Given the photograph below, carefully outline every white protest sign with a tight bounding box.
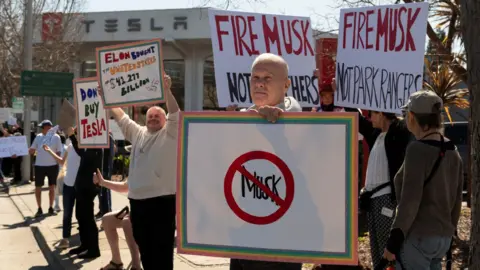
[0,108,11,122]
[208,9,319,108]
[96,39,165,108]
[176,112,358,265]
[12,97,24,114]
[73,78,110,148]
[42,125,59,145]
[0,136,29,158]
[108,120,124,140]
[8,116,17,126]
[335,2,429,113]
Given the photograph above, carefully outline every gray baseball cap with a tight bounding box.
[401,90,443,114]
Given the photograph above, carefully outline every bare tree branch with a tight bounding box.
[0,0,84,107]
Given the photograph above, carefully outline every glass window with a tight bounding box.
[164,60,185,111]
[203,60,218,109]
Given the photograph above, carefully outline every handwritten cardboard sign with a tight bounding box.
[335,2,428,113]
[58,99,76,131]
[96,39,165,108]
[0,136,29,158]
[73,78,110,148]
[208,10,318,108]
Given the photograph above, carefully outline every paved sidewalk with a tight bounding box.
[9,182,230,270]
[0,191,49,270]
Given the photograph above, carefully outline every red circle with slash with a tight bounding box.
[224,150,294,225]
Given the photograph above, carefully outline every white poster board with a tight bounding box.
[0,136,28,158]
[176,112,358,265]
[208,10,319,108]
[96,39,165,108]
[0,108,11,122]
[335,2,429,113]
[12,97,24,114]
[109,120,125,140]
[73,78,110,148]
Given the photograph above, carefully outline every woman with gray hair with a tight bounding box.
[383,91,463,269]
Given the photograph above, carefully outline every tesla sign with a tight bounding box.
[82,16,188,33]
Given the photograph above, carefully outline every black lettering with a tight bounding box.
[226,72,252,103]
[240,168,281,204]
[105,19,118,33]
[173,16,188,30]
[82,20,95,33]
[127,18,141,32]
[150,18,164,31]
[335,61,420,111]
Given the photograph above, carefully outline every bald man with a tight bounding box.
[102,74,180,270]
[229,53,303,270]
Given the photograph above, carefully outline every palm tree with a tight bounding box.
[423,58,469,123]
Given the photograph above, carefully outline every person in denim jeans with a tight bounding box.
[383,91,463,269]
[44,136,81,249]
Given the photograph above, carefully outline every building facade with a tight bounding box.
[34,8,336,124]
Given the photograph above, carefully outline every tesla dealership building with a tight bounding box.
[33,8,336,123]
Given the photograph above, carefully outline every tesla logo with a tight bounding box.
[42,13,63,41]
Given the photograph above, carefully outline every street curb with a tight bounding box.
[31,225,79,270]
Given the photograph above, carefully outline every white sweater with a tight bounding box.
[117,112,179,199]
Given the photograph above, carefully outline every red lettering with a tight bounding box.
[100,118,106,132]
[388,8,398,51]
[356,12,366,49]
[215,15,229,52]
[104,53,113,64]
[292,20,302,55]
[342,12,354,49]
[234,16,256,56]
[81,119,88,139]
[376,8,389,52]
[247,16,259,55]
[87,124,92,138]
[81,118,107,140]
[299,20,314,56]
[280,20,293,54]
[405,7,421,51]
[365,10,374,49]
[262,15,281,54]
[230,15,239,55]
[395,7,407,51]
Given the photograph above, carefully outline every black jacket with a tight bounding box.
[69,134,103,193]
[351,109,412,200]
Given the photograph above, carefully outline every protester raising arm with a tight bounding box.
[93,168,128,193]
[43,144,68,165]
[66,127,84,157]
[97,87,141,142]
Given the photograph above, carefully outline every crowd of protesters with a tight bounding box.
[0,52,464,270]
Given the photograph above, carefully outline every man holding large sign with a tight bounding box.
[176,53,358,267]
[100,74,179,270]
[230,53,302,270]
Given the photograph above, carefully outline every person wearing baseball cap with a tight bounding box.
[383,90,463,268]
[29,119,62,217]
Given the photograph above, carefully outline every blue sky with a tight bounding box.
[85,0,341,32]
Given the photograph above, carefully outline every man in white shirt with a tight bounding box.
[229,53,303,270]
[100,74,180,270]
[29,120,62,217]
